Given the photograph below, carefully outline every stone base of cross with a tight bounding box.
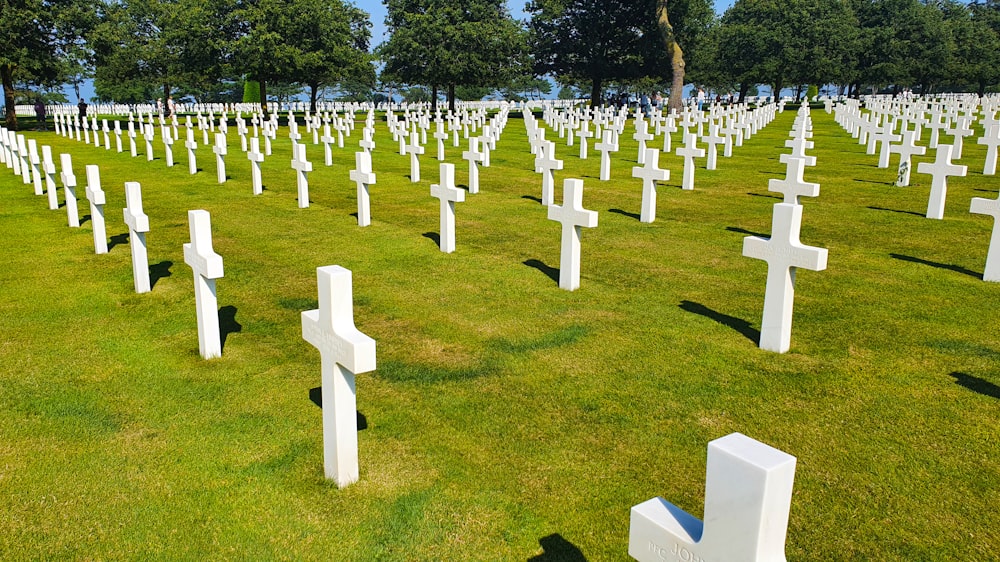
[302,265,376,487]
[628,432,796,562]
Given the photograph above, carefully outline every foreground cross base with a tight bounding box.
[629,433,797,562]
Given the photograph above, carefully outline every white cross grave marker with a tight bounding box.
[27,139,43,195]
[185,127,198,174]
[123,182,151,294]
[889,128,926,186]
[629,432,797,562]
[742,203,828,353]
[350,151,376,227]
[59,153,80,228]
[634,119,654,165]
[676,133,706,191]
[702,123,725,171]
[769,157,819,205]
[548,178,599,291]
[632,148,670,223]
[301,265,377,487]
[917,144,966,220]
[321,124,335,166]
[213,132,228,183]
[595,130,617,181]
[407,132,424,182]
[536,140,564,206]
[183,210,225,359]
[292,143,313,208]
[41,146,59,210]
[462,136,484,194]
[85,165,108,254]
[430,163,465,253]
[144,124,155,162]
[248,137,265,195]
[977,124,1000,175]
[970,190,1000,282]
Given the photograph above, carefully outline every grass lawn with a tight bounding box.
[1,106,998,560]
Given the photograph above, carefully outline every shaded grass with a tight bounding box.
[1,107,998,560]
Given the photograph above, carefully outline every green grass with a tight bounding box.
[1,108,998,560]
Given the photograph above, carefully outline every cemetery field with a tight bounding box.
[2,109,999,560]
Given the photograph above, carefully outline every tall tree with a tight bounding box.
[1,0,92,128]
[528,0,712,108]
[380,0,525,111]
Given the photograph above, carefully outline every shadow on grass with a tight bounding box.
[80,214,91,225]
[889,253,982,279]
[726,226,768,238]
[108,232,129,251]
[309,387,368,429]
[422,232,440,247]
[149,260,172,289]
[522,195,543,204]
[457,183,470,192]
[679,300,760,345]
[868,206,924,217]
[608,208,640,220]
[528,533,587,561]
[524,259,559,285]
[950,372,1000,399]
[746,192,782,200]
[854,178,894,186]
[219,305,242,351]
[973,188,998,193]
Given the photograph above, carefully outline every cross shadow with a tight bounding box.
[608,208,640,220]
[523,259,559,284]
[308,387,368,430]
[457,183,471,192]
[522,195,543,204]
[889,253,982,279]
[973,188,997,193]
[757,171,784,176]
[746,192,782,200]
[107,232,130,251]
[218,305,242,351]
[868,206,924,217]
[950,372,1000,399]
[854,178,894,186]
[528,533,587,561]
[80,214,91,225]
[149,260,173,289]
[678,300,760,344]
[726,226,768,238]
[422,232,440,246]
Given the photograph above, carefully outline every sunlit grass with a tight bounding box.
[1,106,998,560]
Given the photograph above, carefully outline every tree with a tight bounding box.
[380,0,526,111]
[1,0,93,129]
[528,0,712,108]
[91,0,233,105]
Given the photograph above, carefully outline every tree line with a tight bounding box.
[3,0,1000,129]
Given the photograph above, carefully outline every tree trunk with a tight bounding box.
[738,82,750,104]
[657,0,686,114]
[448,83,455,113]
[260,80,269,118]
[309,83,319,113]
[431,84,438,112]
[590,76,603,108]
[979,80,987,97]
[2,64,17,130]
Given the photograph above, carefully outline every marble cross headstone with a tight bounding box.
[213,132,228,183]
[536,140,564,206]
[632,148,670,223]
[292,143,313,208]
[769,157,819,205]
[633,119,654,165]
[123,182,151,294]
[41,146,59,210]
[970,190,1000,282]
[301,265,377,487]
[629,432,796,562]
[595,130,616,181]
[977,123,1000,176]
[407,132,424,182]
[162,127,175,167]
[547,178,599,291]
[183,210,225,359]
[917,144,966,220]
[59,153,80,228]
[889,129,926,187]
[742,203,828,353]
[676,133,706,191]
[321,124,335,166]
[144,124,155,162]
[85,165,108,254]
[462,136,484,194]
[350,151,376,227]
[430,163,465,253]
[185,127,198,174]
[248,137,265,195]
[27,139,43,195]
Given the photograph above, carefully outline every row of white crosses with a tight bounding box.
[834,96,1000,278]
[743,112,829,354]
